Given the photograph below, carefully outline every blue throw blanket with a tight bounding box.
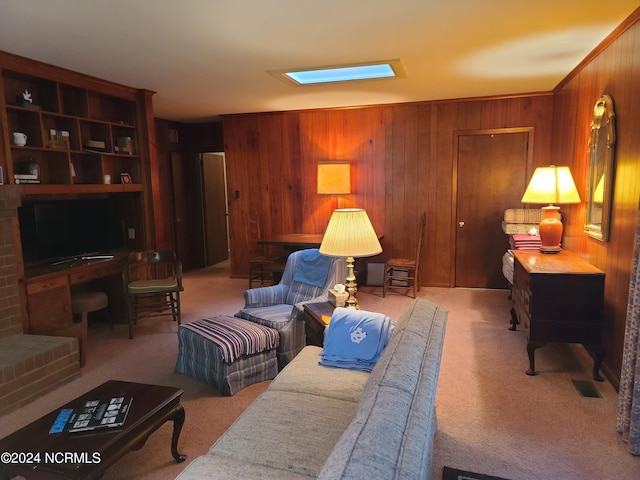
[292,249,332,288]
[320,307,394,372]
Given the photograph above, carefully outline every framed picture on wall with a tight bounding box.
[120,172,132,184]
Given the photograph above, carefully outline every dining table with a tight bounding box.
[257,233,325,251]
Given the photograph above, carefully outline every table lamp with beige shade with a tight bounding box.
[319,208,382,309]
[521,165,581,253]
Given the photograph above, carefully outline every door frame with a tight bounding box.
[450,127,534,287]
[200,152,230,265]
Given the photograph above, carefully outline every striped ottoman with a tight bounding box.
[175,315,279,395]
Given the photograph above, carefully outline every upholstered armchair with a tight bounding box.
[235,248,346,369]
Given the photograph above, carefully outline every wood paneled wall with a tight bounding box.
[223,94,554,286]
[159,8,640,387]
[552,13,640,384]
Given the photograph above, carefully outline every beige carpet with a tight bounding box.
[1,263,639,479]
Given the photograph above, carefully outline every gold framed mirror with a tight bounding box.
[584,94,616,242]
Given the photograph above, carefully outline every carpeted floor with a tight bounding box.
[1,262,640,479]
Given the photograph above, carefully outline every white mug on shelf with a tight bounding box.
[103,174,111,184]
[12,132,27,146]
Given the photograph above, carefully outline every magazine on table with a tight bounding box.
[49,396,133,433]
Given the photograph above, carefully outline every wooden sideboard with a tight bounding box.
[511,249,605,381]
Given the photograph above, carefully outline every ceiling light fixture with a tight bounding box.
[271,59,405,86]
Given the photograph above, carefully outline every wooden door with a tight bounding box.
[455,130,530,288]
[202,153,229,265]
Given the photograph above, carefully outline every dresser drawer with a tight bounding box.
[528,320,602,344]
[512,260,531,316]
[69,259,122,285]
[26,275,68,295]
[70,269,103,285]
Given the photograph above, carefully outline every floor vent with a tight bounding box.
[572,379,602,398]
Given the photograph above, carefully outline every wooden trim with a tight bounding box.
[221,92,553,119]
[554,6,640,93]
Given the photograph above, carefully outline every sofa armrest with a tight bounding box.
[243,284,287,308]
[292,291,331,321]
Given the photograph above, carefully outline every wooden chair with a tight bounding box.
[383,212,427,298]
[243,212,286,288]
[123,251,183,339]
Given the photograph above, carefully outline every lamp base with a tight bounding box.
[344,256,360,309]
[538,205,563,254]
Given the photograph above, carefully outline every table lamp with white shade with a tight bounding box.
[319,208,382,309]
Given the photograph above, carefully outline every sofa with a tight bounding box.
[175,297,448,479]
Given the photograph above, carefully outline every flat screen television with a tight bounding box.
[18,198,126,268]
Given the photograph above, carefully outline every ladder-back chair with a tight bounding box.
[383,212,427,298]
[123,250,183,339]
[244,212,286,288]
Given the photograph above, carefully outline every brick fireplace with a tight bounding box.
[0,186,80,415]
[0,185,22,338]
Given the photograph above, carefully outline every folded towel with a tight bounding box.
[292,249,332,287]
[320,307,394,372]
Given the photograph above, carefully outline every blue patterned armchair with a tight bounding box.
[235,249,346,369]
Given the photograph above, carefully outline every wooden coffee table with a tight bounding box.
[0,380,185,479]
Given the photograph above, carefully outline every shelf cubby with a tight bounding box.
[3,71,59,112]
[88,92,136,126]
[6,107,43,148]
[80,120,112,153]
[12,149,71,185]
[71,152,103,184]
[42,114,80,150]
[60,84,88,117]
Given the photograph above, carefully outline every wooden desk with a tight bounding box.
[21,254,126,335]
[258,233,325,251]
[511,250,605,380]
[0,380,185,480]
[303,301,335,347]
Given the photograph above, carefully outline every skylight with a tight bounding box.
[273,60,404,86]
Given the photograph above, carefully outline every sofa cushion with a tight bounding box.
[208,389,360,477]
[317,298,447,480]
[269,346,369,403]
[237,304,294,330]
